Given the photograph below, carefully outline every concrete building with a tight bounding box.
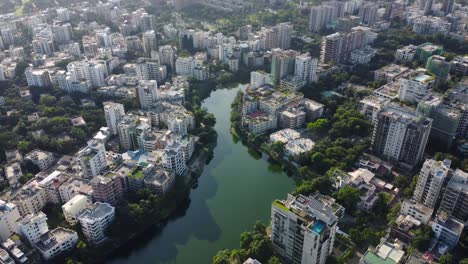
[285,138,315,157]
[11,182,47,216]
[400,199,433,225]
[163,140,187,176]
[360,96,390,124]
[426,55,450,87]
[360,239,405,264]
[449,56,468,76]
[104,102,125,135]
[271,193,344,264]
[143,167,175,196]
[413,159,450,208]
[78,202,115,244]
[250,71,271,89]
[374,64,410,83]
[303,99,324,121]
[371,104,432,171]
[17,212,49,245]
[78,140,107,178]
[0,201,21,242]
[136,80,158,110]
[90,173,124,206]
[439,169,468,222]
[24,68,52,87]
[35,227,78,260]
[279,108,306,129]
[270,129,301,144]
[398,69,434,103]
[24,149,55,171]
[431,213,464,249]
[395,44,417,63]
[359,2,379,26]
[142,30,158,57]
[62,195,91,226]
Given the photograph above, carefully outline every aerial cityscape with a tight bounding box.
[0,0,466,263]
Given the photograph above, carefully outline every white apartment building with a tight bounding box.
[413,159,450,208]
[0,200,21,242]
[18,212,49,245]
[439,169,468,221]
[136,80,158,110]
[104,102,125,135]
[163,140,187,176]
[175,57,194,76]
[24,149,55,171]
[371,104,432,170]
[78,202,115,244]
[395,44,417,62]
[250,71,271,89]
[271,194,344,264]
[78,140,107,178]
[400,199,433,225]
[24,68,52,87]
[294,54,318,84]
[11,181,47,216]
[359,96,390,124]
[398,69,434,103]
[36,227,78,260]
[62,194,91,226]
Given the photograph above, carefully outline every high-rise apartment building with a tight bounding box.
[271,49,298,85]
[136,80,159,110]
[142,30,158,57]
[371,104,432,170]
[439,169,468,222]
[78,202,115,244]
[398,69,434,103]
[18,212,49,245]
[413,159,451,208]
[104,102,125,135]
[77,140,107,178]
[271,193,344,264]
[359,3,378,26]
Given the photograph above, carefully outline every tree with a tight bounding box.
[439,254,453,264]
[39,95,57,106]
[411,226,434,252]
[336,186,361,212]
[307,118,330,134]
[267,256,281,264]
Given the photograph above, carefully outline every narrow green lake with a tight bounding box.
[110,86,295,264]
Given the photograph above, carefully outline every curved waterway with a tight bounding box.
[110,86,295,264]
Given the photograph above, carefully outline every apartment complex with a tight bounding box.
[271,193,344,264]
[371,104,432,171]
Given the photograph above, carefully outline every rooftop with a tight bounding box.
[79,202,114,221]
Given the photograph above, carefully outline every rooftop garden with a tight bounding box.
[128,167,144,180]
